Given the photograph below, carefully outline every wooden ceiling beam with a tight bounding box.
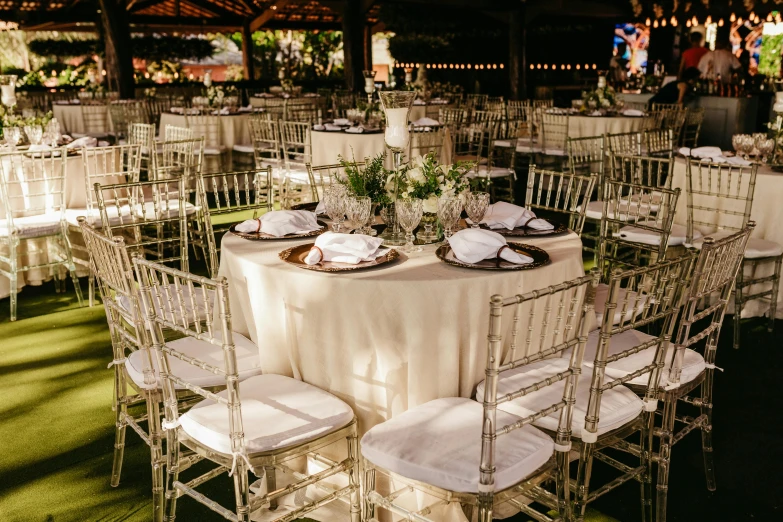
[248,0,290,32]
[180,0,246,17]
[128,0,168,12]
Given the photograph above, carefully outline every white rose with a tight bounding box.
[412,155,426,169]
[601,98,611,107]
[408,167,425,183]
[423,196,438,213]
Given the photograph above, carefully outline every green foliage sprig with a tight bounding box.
[337,151,391,206]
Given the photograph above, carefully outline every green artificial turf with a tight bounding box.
[0,279,616,522]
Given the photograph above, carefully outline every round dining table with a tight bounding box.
[158,112,252,149]
[52,103,112,136]
[568,114,644,139]
[311,128,453,167]
[217,229,584,436]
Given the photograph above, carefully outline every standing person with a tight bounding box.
[609,42,629,85]
[679,32,709,75]
[648,67,701,106]
[698,39,741,81]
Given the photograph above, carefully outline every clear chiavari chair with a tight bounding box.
[484,96,505,114]
[279,120,313,208]
[78,102,110,139]
[150,137,203,188]
[452,124,485,174]
[525,166,597,235]
[660,108,688,144]
[540,110,570,157]
[303,161,365,204]
[333,91,355,118]
[194,167,274,277]
[464,93,488,111]
[364,273,598,522]
[681,108,705,148]
[684,159,780,348]
[470,109,503,127]
[164,124,194,142]
[0,148,84,321]
[129,123,157,179]
[567,134,605,177]
[409,127,447,165]
[133,257,359,522]
[185,114,225,173]
[643,128,675,157]
[248,115,283,173]
[147,96,172,127]
[606,130,643,157]
[507,99,530,119]
[532,99,554,109]
[471,121,517,202]
[438,107,466,127]
[610,153,674,188]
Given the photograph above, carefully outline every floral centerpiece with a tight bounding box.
[337,151,391,206]
[205,85,238,108]
[392,151,474,242]
[579,84,622,114]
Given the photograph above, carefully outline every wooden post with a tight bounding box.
[99,0,135,99]
[242,18,255,81]
[509,6,526,100]
[364,24,373,71]
[342,0,365,92]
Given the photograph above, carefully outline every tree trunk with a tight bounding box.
[509,6,526,100]
[99,0,135,99]
[341,0,365,92]
[242,19,255,81]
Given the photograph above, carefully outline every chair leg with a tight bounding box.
[574,442,595,522]
[701,371,717,491]
[264,465,277,510]
[640,410,654,522]
[163,426,180,522]
[733,267,744,349]
[88,273,96,307]
[363,460,376,522]
[147,393,165,522]
[347,431,361,522]
[769,255,782,332]
[61,230,84,307]
[656,397,677,522]
[9,270,17,322]
[555,448,573,522]
[110,366,127,488]
[232,466,251,522]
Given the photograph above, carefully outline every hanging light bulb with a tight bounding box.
[768,13,773,22]
[662,18,667,27]
[686,19,692,27]
[576,64,581,70]
[671,16,677,26]
[756,14,761,24]
[653,19,659,28]
[750,12,755,21]
[730,13,736,22]
[706,15,712,24]
[543,64,548,70]
[737,17,742,24]
[692,16,698,25]
[718,18,724,27]
[646,17,651,26]
[777,13,782,23]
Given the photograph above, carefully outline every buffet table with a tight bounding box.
[217,230,584,435]
[671,157,783,318]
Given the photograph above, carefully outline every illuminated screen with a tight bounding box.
[614,23,650,74]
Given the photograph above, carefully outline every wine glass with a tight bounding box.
[4,126,21,149]
[379,204,396,233]
[758,138,775,163]
[323,185,347,232]
[396,198,424,253]
[46,119,61,147]
[740,135,755,160]
[731,134,744,156]
[344,196,372,234]
[464,191,490,228]
[437,195,463,240]
[24,125,43,146]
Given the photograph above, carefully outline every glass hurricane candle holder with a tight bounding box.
[363,70,377,106]
[0,74,17,107]
[378,90,416,245]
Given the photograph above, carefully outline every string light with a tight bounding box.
[653,19,659,28]
[101,69,106,76]
[592,64,597,69]
[755,14,761,24]
[749,12,755,21]
[492,64,497,69]
[566,64,571,70]
[466,64,471,69]
[646,17,651,26]
[777,13,782,23]
[499,64,504,69]
[661,18,666,27]
[768,13,773,22]
[686,19,691,27]
[692,16,698,25]
[543,64,548,70]
[560,64,565,70]
[706,15,712,24]
[730,13,736,22]
[672,17,678,26]
[537,64,541,69]
[530,64,535,69]
[737,17,742,24]
[718,18,724,27]
[576,64,581,70]
[585,63,589,69]
[552,64,556,69]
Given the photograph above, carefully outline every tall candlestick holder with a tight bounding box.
[363,70,376,106]
[378,91,415,246]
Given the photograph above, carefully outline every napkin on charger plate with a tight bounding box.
[678,146,722,158]
[333,118,350,126]
[345,126,364,134]
[447,229,533,265]
[323,123,343,131]
[478,202,554,231]
[412,117,440,127]
[304,232,389,265]
[66,136,98,149]
[621,109,644,117]
[234,210,320,237]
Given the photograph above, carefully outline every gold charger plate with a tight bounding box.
[435,242,550,270]
[279,243,400,272]
[229,220,327,240]
[478,219,568,238]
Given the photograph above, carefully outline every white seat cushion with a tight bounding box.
[614,222,700,247]
[135,200,198,218]
[593,283,647,327]
[361,397,554,494]
[693,230,783,259]
[543,147,566,156]
[563,329,706,388]
[125,331,263,390]
[180,374,355,455]
[494,139,513,148]
[232,144,255,154]
[0,213,63,238]
[65,207,129,227]
[583,200,642,222]
[476,359,643,439]
[515,138,537,153]
[285,169,313,185]
[469,166,515,179]
[203,146,227,155]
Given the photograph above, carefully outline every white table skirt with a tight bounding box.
[569,115,644,139]
[671,157,783,318]
[410,102,454,122]
[158,112,251,149]
[311,129,453,168]
[217,231,584,436]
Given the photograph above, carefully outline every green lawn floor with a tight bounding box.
[0,279,616,522]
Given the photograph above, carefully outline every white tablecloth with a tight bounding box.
[410,102,454,122]
[158,112,251,149]
[311,129,453,168]
[569,114,644,139]
[671,157,783,318]
[52,104,86,135]
[217,230,584,435]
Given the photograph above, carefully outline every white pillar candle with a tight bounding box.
[384,107,410,150]
[365,77,375,94]
[1,84,16,107]
[597,75,607,89]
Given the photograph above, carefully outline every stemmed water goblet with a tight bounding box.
[24,125,43,146]
[464,191,490,228]
[4,126,21,149]
[731,134,744,157]
[437,195,463,240]
[323,185,347,232]
[46,119,61,147]
[396,198,424,253]
[344,196,372,234]
[757,138,775,163]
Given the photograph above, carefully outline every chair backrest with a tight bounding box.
[279,120,312,170]
[409,127,446,162]
[164,125,194,142]
[452,125,484,170]
[670,225,751,386]
[525,167,597,235]
[94,177,189,271]
[133,258,246,457]
[151,137,204,186]
[480,273,597,496]
[0,149,68,224]
[540,111,569,153]
[197,167,274,277]
[81,144,143,225]
[471,110,503,127]
[610,153,673,188]
[80,103,109,134]
[681,108,705,147]
[685,159,757,244]
[660,107,688,143]
[128,123,156,155]
[606,131,642,156]
[598,179,681,272]
[532,99,554,109]
[567,135,605,177]
[643,128,674,156]
[585,254,695,439]
[185,115,222,151]
[248,115,283,168]
[507,100,530,119]
[305,161,365,202]
[439,107,465,127]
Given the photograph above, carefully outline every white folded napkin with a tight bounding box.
[170,106,184,114]
[324,123,342,131]
[727,156,753,166]
[314,201,326,215]
[479,202,554,231]
[589,110,602,116]
[235,210,320,237]
[345,126,364,134]
[622,109,644,117]
[413,100,426,105]
[447,229,533,265]
[304,93,319,97]
[413,117,440,127]
[28,144,53,152]
[689,146,723,158]
[333,118,350,126]
[66,136,98,149]
[313,124,325,131]
[304,232,388,265]
[217,108,230,115]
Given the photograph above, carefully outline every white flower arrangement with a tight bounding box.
[390,152,474,212]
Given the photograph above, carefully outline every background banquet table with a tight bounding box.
[569,114,644,139]
[218,230,584,435]
[671,157,783,318]
[311,128,453,167]
[410,101,454,122]
[52,104,112,136]
[158,112,251,149]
